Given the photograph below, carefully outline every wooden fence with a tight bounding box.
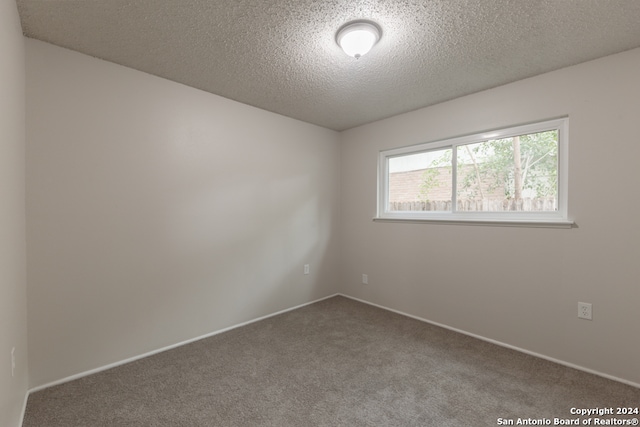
[389,197,557,212]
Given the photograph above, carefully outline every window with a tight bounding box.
[377,118,572,227]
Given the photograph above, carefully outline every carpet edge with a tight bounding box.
[27,293,342,395]
[338,293,640,390]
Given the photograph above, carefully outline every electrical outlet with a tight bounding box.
[362,274,368,285]
[578,302,592,320]
[11,347,15,377]
[303,264,309,275]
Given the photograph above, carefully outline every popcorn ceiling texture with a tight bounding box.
[16,0,640,131]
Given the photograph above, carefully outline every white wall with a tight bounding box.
[26,39,341,387]
[0,0,28,425]
[340,48,640,385]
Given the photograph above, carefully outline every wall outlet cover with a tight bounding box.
[578,302,592,320]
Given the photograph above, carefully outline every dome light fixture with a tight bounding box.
[336,20,381,59]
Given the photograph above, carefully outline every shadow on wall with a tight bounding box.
[82,169,334,359]
[160,172,330,331]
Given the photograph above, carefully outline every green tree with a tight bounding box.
[458,130,558,200]
[419,148,451,202]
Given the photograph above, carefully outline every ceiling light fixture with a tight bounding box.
[336,20,381,59]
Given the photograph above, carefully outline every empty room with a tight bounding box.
[2,0,640,426]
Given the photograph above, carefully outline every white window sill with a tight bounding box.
[373,217,575,229]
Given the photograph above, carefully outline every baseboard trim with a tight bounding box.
[338,293,640,390]
[26,291,640,398]
[18,389,29,427]
[28,293,341,394]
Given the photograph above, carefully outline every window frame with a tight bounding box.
[376,118,573,228]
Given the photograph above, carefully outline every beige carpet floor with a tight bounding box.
[23,296,639,426]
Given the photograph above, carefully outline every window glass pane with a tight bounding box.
[388,148,452,211]
[456,130,558,212]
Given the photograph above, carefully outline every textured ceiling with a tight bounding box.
[16,0,640,131]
